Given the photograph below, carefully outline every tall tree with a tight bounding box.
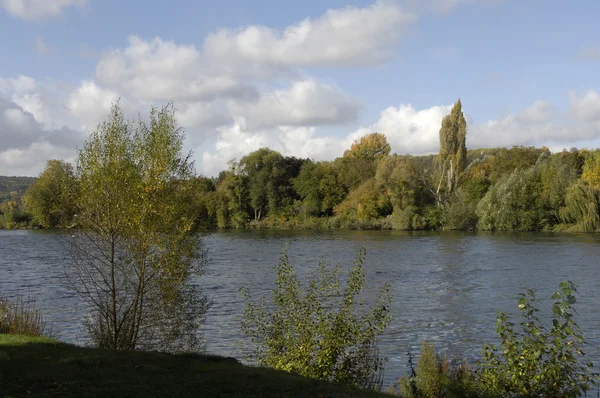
[69,103,209,352]
[438,99,467,196]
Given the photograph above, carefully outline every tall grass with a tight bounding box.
[0,295,48,337]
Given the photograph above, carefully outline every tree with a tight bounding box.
[476,167,543,231]
[334,179,391,224]
[215,162,249,228]
[240,149,304,220]
[437,99,467,197]
[24,159,77,228]
[343,133,391,161]
[68,102,209,352]
[581,150,600,189]
[559,180,600,232]
[375,156,418,211]
[241,247,391,389]
[294,160,347,217]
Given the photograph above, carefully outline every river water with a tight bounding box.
[1,229,600,385]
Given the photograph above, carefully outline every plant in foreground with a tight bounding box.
[0,295,47,337]
[241,246,392,390]
[477,281,595,397]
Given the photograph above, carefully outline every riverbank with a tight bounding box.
[0,334,389,397]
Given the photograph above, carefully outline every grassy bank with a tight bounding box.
[0,334,390,397]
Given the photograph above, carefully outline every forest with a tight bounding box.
[2,99,600,232]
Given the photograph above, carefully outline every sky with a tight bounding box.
[0,0,599,177]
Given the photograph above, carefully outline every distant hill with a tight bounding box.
[0,176,37,201]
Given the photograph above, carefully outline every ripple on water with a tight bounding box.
[2,229,600,386]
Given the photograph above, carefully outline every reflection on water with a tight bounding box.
[1,229,600,385]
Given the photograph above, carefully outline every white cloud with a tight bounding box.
[204,0,413,73]
[0,75,37,95]
[66,80,121,130]
[569,90,600,122]
[349,104,453,155]
[228,79,363,129]
[95,36,257,103]
[0,142,75,176]
[200,121,346,176]
[1,0,85,21]
[0,98,81,176]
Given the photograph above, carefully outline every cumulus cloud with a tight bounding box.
[95,36,258,103]
[204,0,414,73]
[201,121,347,176]
[349,104,453,155]
[0,98,82,176]
[1,0,85,21]
[569,90,600,122]
[227,80,363,129]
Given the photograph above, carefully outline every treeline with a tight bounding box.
[0,176,36,229]
[3,99,600,232]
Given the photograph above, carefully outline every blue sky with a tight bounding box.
[0,0,599,176]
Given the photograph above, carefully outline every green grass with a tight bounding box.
[0,334,391,397]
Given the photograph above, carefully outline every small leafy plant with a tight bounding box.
[240,246,392,390]
[477,281,595,397]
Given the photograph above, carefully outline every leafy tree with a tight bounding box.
[23,159,77,228]
[375,155,418,210]
[215,163,249,228]
[476,167,543,231]
[443,189,478,231]
[240,149,304,220]
[294,160,347,217]
[487,146,549,184]
[581,150,600,188]
[241,247,392,390]
[334,179,391,224]
[437,100,467,196]
[189,176,218,230]
[343,132,391,161]
[69,102,209,352]
[336,156,378,191]
[559,180,600,232]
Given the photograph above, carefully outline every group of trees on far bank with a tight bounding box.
[3,99,600,232]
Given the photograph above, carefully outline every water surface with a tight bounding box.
[1,229,599,385]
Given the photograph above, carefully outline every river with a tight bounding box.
[1,229,600,386]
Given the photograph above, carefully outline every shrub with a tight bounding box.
[477,282,595,397]
[0,295,47,337]
[397,341,478,398]
[241,247,392,390]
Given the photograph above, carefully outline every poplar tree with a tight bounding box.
[437,99,467,197]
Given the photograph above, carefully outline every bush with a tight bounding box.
[477,282,595,397]
[397,341,478,398]
[241,247,392,390]
[0,295,47,337]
